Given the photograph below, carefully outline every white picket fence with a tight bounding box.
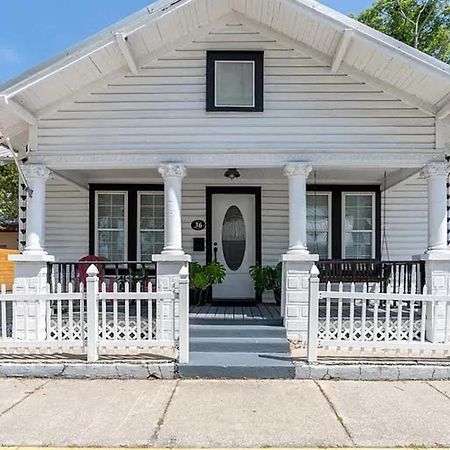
[0,265,189,362]
[308,269,450,361]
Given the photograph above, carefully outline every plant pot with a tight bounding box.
[190,288,208,306]
[273,287,281,305]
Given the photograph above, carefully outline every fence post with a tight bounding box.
[86,264,99,362]
[307,264,320,363]
[178,265,190,364]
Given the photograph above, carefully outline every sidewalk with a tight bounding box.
[0,378,450,447]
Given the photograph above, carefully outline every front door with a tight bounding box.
[211,193,256,301]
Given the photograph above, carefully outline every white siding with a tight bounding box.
[38,19,435,156]
[45,179,89,261]
[382,174,427,260]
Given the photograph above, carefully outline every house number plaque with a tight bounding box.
[191,220,206,231]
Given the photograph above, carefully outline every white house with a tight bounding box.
[0,0,450,376]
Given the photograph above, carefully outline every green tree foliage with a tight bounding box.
[0,163,19,228]
[352,0,450,63]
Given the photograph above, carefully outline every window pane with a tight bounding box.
[345,232,372,259]
[344,194,374,258]
[139,193,164,261]
[222,205,246,271]
[98,230,125,261]
[216,61,254,107]
[306,194,330,259]
[97,193,126,261]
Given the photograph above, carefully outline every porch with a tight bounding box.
[25,163,435,303]
[5,160,450,375]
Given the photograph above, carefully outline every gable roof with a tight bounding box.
[1,0,449,150]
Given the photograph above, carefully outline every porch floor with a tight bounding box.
[189,304,281,322]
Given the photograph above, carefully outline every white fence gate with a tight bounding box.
[0,264,189,362]
[307,266,450,362]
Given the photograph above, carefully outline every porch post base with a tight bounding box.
[281,252,319,342]
[8,253,55,341]
[416,251,450,343]
[152,254,191,341]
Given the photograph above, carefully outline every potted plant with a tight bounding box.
[249,262,282,304]
[189,261,226,305]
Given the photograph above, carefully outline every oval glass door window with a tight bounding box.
[222,205,246,271]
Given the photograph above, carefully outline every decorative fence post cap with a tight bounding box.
[179,265,189,277]
[86,264,99,276]
[310,264,320,276]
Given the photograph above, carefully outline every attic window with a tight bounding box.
[206,51,264,112]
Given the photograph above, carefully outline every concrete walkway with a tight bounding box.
[0,379,450,447]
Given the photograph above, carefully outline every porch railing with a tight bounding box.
[316,259,426,294]
[47,261,157,293]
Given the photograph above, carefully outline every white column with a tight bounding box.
[21,164,51,255]
[419,162,450,343]
[284,163,312,254]
[153,164,190,342]
[8,164,54,340]
[158,164,186,256]
[421,162,449,253]
[281,162,318,342]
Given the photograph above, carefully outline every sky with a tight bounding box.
[0,0,373,84]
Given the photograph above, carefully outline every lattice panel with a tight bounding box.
[98,319,153,340]
[48,316,157,341]
[318,319,423,342]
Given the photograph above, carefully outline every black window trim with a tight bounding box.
[306,185,381,260]
[206,51,264,112]
[89,184,164,261]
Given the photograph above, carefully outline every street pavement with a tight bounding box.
[0,378,449,447]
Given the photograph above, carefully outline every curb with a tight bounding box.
[0,361,175,379]
[295,362,450,380]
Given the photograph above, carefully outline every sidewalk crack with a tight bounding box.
[150,379,179,444]
[0,379,49,418]
[314,381,355,446]
[426,380,450,401]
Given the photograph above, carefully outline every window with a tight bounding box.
[306,187,380,260]
[342,193,376,259]
[90,185,164,261]
[206,51,264,112]
[95,192,127,261]
[138,192,165,261]
[306,193,331,259]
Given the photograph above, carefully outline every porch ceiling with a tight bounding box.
[56,166,414,189]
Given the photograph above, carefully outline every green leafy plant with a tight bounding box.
[189,261,226,305]
[0,163,19,228]
[190,262,210,291]
[204,261,226,286]
[352,0,450,63]
[249,265,269,296]
[249,262,282,304]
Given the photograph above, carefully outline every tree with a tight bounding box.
[0,163,19,228]
[352,0,450,63]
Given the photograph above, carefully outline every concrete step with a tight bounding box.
[190,324,286,338]
[190,336,290,353]
[178,351,294,379]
